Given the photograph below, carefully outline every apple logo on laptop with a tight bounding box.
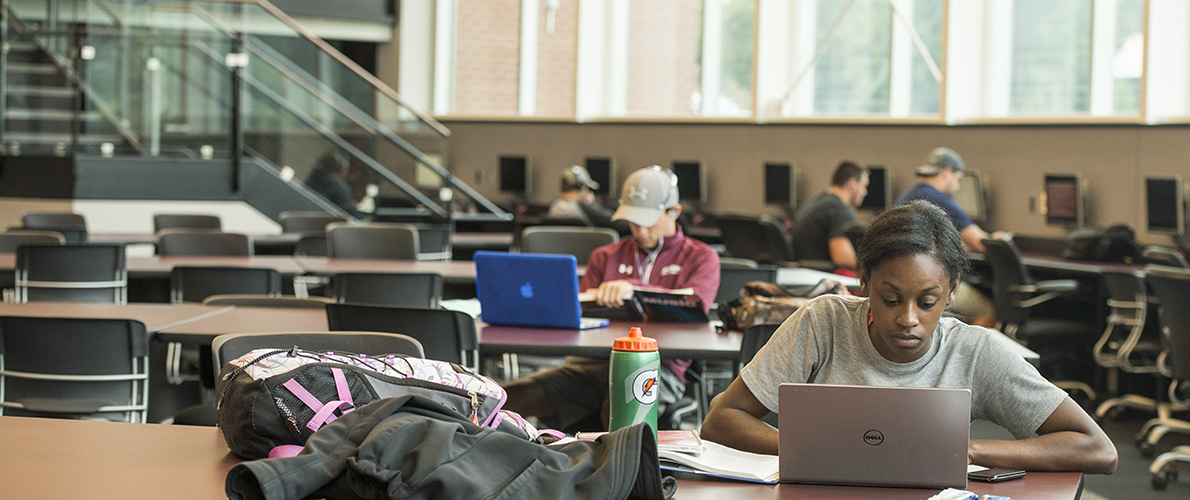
[520,282,534,299]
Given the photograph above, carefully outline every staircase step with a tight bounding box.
[6,85,74,97]
[6,62,59,75]
[4,108,104,121]
[4,132,125,145]
[7,41,39,52]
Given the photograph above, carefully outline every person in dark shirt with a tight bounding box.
[305,150,363,219]
[790,161,868,272]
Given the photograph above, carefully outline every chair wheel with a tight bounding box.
[1152,472,1169,490]
[1140,442,1157,458]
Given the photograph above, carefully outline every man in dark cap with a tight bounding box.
[546,165,616,228]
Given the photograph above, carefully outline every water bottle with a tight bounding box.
[608,326,661,438]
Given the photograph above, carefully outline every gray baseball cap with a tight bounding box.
[562,165,599,190]
[612,166,680,227]
[916,147,965,176]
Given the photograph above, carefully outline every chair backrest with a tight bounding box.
[1145,265,1190,381]
[980,238,1033,328]
[539,217,590,227]
[716,266,780,305]
[294,232,329,257]
[0,230,65,252]
[278,211,348,234]
[20,212,87,243]
[153,214,221,233]
[739,323,782,366]
[1143,245,1190,269]
[212,331,424,382]
[328,273,444,308]
[520,226,619,265]
[14,244,127,303]
[0,316,148,422]
[414,224,453,261]
[326,222,419,260]
[170,267,282,303]
[201,294,334,308]
[326,303,476,367]
[157,230,251,256]
[719,257,760,270]
[715,213,792,265]
[1095,271,1151,371]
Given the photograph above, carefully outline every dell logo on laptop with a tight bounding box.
[520,282,534,299]
[863,430,884,446]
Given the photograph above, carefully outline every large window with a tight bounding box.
[1009,0,1092,114]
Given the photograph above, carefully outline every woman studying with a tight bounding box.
[701,201,1117,474]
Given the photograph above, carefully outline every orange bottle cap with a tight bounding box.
[613,326,657,351]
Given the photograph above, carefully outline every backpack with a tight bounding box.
[1062,225,1140,263]
[719,279,850,331]
[216,347,560,459]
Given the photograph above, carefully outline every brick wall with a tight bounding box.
[454,1,521,115]
[535,0,578,117]
[626,0,700,116]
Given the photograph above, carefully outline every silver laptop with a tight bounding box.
[778,383,970,489]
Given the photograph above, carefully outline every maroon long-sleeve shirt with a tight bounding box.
[580,226,720,312]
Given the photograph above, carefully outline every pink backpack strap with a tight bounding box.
[282,367,356,432]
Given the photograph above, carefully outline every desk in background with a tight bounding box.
[0,416,1084,500]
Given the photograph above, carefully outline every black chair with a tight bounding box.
[716,264,779,306]
[414,224,453,261]
[520,226,619,265]
[1094,272,1165,421]
[0,316,148,422]
[211,331,425,382]
[1141,265,1190,488]
[14,244,127,303]
[0,229,65,252]
[326,303,477,369]
[715,212,795,266]
[170,267,282,303]
[157,230,251,256]
[201,294,335,308]
[153,214,221,233]
[739,323,783,427]
[328,273,444,308]
[294,232,329,257]
[21,212,88,243]
[278,211,348,234]
[981,238,1098,399]
[326,222,418,260]
[1143,246,1190,269]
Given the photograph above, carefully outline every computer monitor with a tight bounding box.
[671,160,706,203]
[953,170,987,223]
[585,157,616,198]
[1146,175,1184,235]
[765,162,796,206]
[1044,173,1084,227]
[499,156,530,194]
[858,166,890,211]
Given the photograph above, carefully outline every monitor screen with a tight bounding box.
[765,162,795,206]
[672,161,705,203]
[585,157,615,198]
[1044,173,1083,227]
[1146,176,1184,235]
[953,170,986,222]
[499,156,529,194]
[858,166,889,211]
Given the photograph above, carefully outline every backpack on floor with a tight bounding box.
[216,347,560,459]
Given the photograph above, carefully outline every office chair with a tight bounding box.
[278,211,348,233]
[0,316,149,422]
[328,272,444,308]
[981,238,1098,400]
[413,224,454,261]
[1141,265,1190,489]
[520,226,619,265]
[0,229,65,252]
[157,230,251,256]
[170,267,283,304]
[153,214,221,233]
[326,222,419,260]
[1143,246,1190,269]
[715,212,794,266]
[21,212,88,243]
[740,323,783,428]
[1094,272,1167,422]
[293,232,329,257]
[326,303,477,369]
[14,244,127,303]
[201,294,334,308]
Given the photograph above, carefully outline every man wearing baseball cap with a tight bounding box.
[504,165,721,432]
[545,165,615,228]
[894,147,1005,326]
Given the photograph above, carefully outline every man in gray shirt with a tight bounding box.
[790,161,868,272]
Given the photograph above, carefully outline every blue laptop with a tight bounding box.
[474,251,610,329]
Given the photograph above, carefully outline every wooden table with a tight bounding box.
[295,256,479,284]
[0,253,308,278]
[0,416,1084,500]
[0,301,232,332]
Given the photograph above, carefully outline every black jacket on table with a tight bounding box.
[226,395,676,500]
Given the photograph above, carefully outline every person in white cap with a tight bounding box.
[545,165,615,228]
[504,166,721,432]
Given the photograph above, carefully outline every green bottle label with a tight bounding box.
[609,352,660,436]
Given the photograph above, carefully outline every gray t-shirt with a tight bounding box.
[741,294,1067,439]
